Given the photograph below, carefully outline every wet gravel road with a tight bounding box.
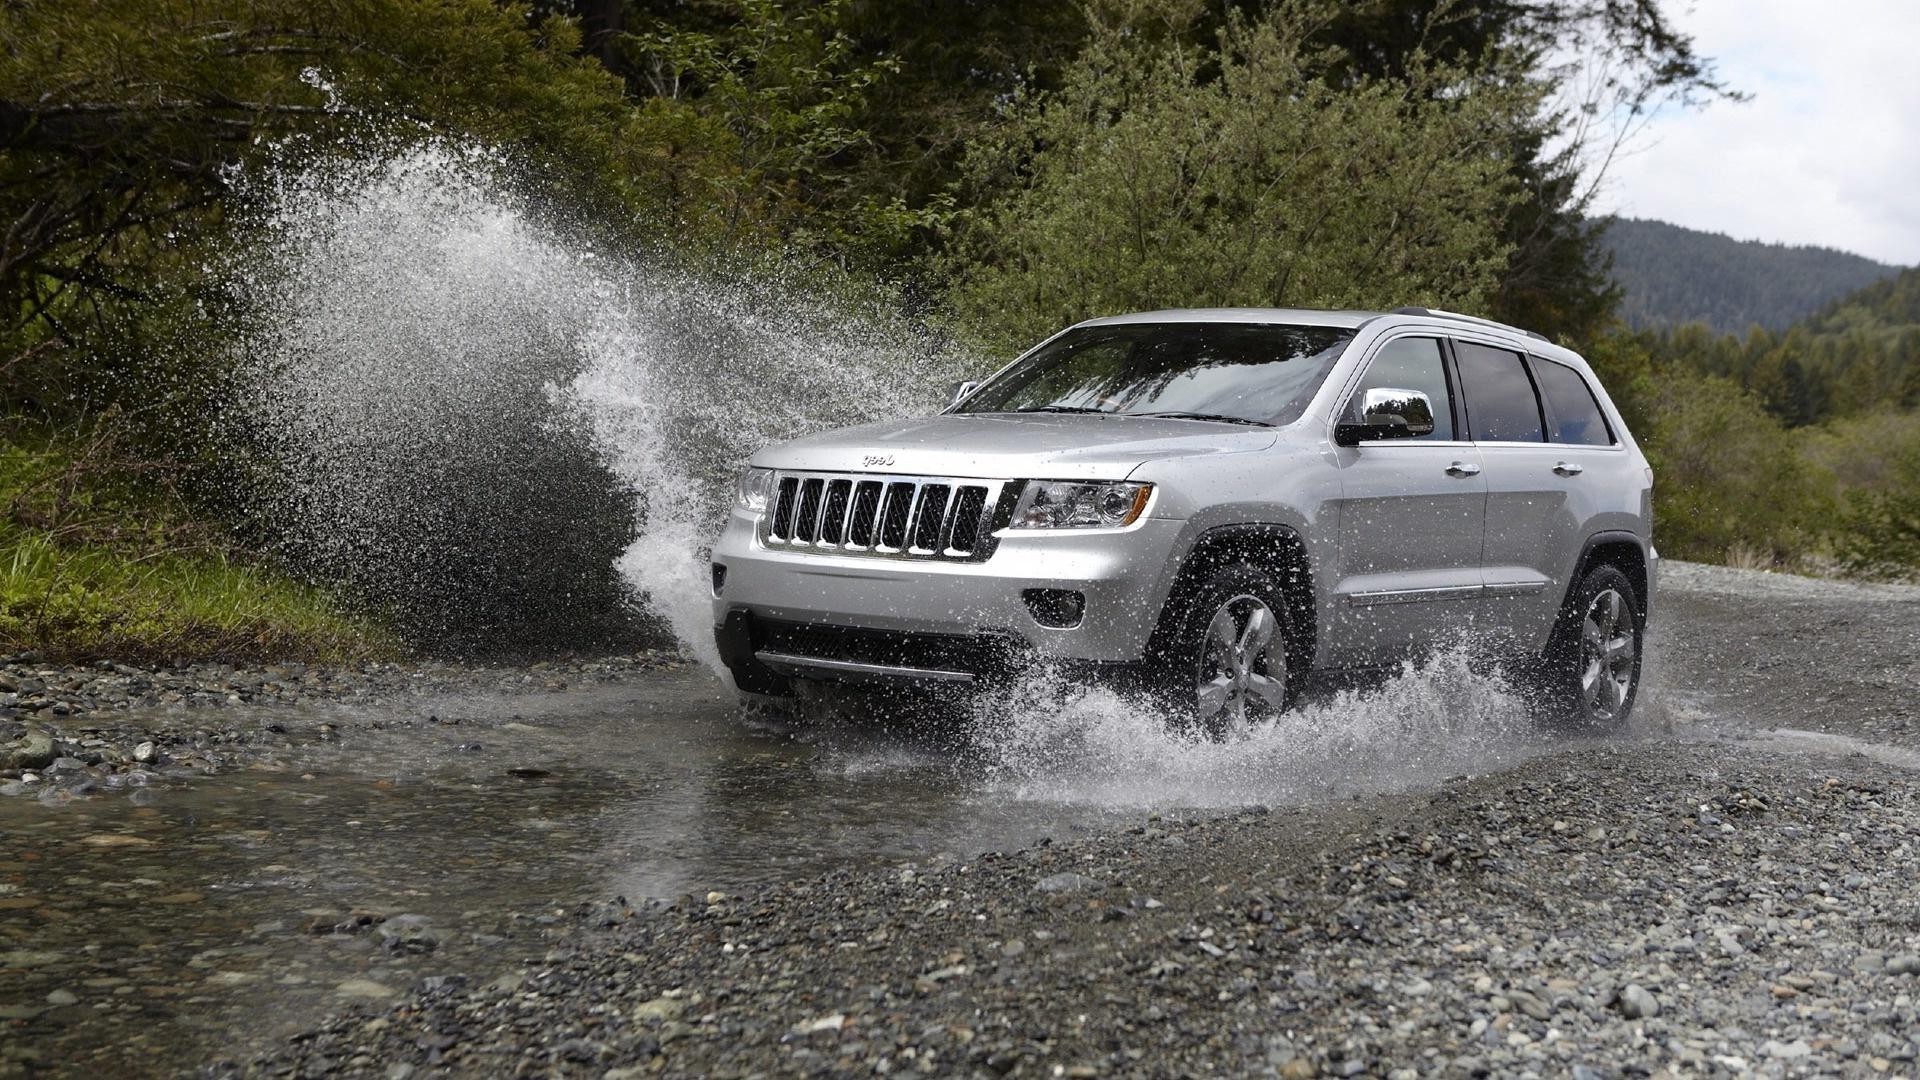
[3,562,1918,1078]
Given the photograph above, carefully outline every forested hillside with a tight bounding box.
[1604,217,1904,333]
[2,0,1915,661]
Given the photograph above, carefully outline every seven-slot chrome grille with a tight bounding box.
[761,472,1007,560]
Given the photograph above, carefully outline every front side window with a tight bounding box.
[1341,336,1455,441]
[1533,358,1614,446]
[1455,340,1544,443]
[958,322,1356,427]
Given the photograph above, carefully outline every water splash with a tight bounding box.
[970,647,1541,808]
[234,141,964,658]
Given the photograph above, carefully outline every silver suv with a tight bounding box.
[710,307,1655,731]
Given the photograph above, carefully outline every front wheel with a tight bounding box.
[1154,563,1294,738]
[1537,564,1643,728]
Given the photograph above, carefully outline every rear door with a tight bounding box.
[1452,338,1573,645]
[1513,354,1643,642]
[1327,334,1487,667]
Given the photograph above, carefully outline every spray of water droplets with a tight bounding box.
[966,646,1542,807]
[233,141,963,659]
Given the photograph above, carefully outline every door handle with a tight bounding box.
[1553,461,1584,476]
[1446,461,1481,477]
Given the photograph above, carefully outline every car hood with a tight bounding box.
[753,412,1279,480]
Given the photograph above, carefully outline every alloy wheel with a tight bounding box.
[1578,587,1636,721]
[1194,594,1286,728]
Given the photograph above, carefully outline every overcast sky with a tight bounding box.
[1592,0,1920,267]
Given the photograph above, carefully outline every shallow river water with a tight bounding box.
[0,651,1566,1077]
[15,559,1912,1078]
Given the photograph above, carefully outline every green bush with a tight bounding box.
[1636,372,1830,565]
[0,434,391,663]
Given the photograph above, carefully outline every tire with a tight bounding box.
[1537,564,1643,729]
[1152,562,1294,738]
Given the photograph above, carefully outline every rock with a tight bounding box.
[4,729,55,770]
[132,741,157,763]
[1035,872,1104,894]
[0,950,65,968]
[1762,1039,1812,1060]
[795,1013,845,1034]
[1618,984,1660,1020]
[378,914,440,953]
[44,989,77,1007]
[631,996,685,1023]
[1508,988,1551,1020]
[335,978,398,999]
[81,833,155,848]
[1887,954,1920,975]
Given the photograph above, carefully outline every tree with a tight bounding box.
[0,0,637,385]
[944,0,1539,345]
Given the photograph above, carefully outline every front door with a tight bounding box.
[1328,335,1488,667]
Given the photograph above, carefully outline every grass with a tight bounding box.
[0,433,395,665]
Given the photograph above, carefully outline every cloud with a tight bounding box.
[1591,0,1920,266]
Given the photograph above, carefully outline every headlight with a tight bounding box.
[1007,480,1153,530]
[736,467,775,512]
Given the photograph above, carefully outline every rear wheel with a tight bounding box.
[1155,563,1293,738]
[1538,564,1642,728]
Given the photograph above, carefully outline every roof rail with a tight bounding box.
[1389,306,1550,343]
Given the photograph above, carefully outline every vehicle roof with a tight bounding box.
[1070,305,1576,360]
[1076,307,1379,330]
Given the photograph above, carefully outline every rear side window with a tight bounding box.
[1533,358,1614,446]
[1454,341,1543,443]
[1344,336,1454,440]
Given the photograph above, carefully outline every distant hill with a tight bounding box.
[1801,264,1920,338]
[1602,217,1906,334]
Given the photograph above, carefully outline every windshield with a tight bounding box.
[955,322,1356,426]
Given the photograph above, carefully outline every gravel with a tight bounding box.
[0,650,687,794]
[250,740,1920,1078]
[244,562,1920,1079]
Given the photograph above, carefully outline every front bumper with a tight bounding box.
[708,508,1184,687]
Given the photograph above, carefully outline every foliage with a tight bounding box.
[1605,218,1904,334]
[613,0,924,258]
[1632,373,1828,565]
[943,0,1539,346]
[0,0,638,366]
[1625,266,1920,427]
[0,428,390,662]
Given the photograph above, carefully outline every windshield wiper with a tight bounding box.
[1014,405,1111,415]
[1130,411,1273,427]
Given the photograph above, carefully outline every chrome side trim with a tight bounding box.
[1347,584,1482,607]
[755,651,977,684]
[1483,581,1549,598]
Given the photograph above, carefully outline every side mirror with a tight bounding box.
[1335,387,1436,446]
[948,380,979,409]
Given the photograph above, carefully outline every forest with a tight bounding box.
[1,0,1915,660]
[1603,217,1904,334]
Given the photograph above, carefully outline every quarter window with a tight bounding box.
[1343,337,1454,441]
[1455,341,1544,443]
[1533,358,1614,446]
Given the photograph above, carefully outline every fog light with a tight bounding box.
[1022,588,1085,628]
[711,563,728,596]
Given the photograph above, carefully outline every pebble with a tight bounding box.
[1035,872,1104,894]
[1618,984,1660,1019]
